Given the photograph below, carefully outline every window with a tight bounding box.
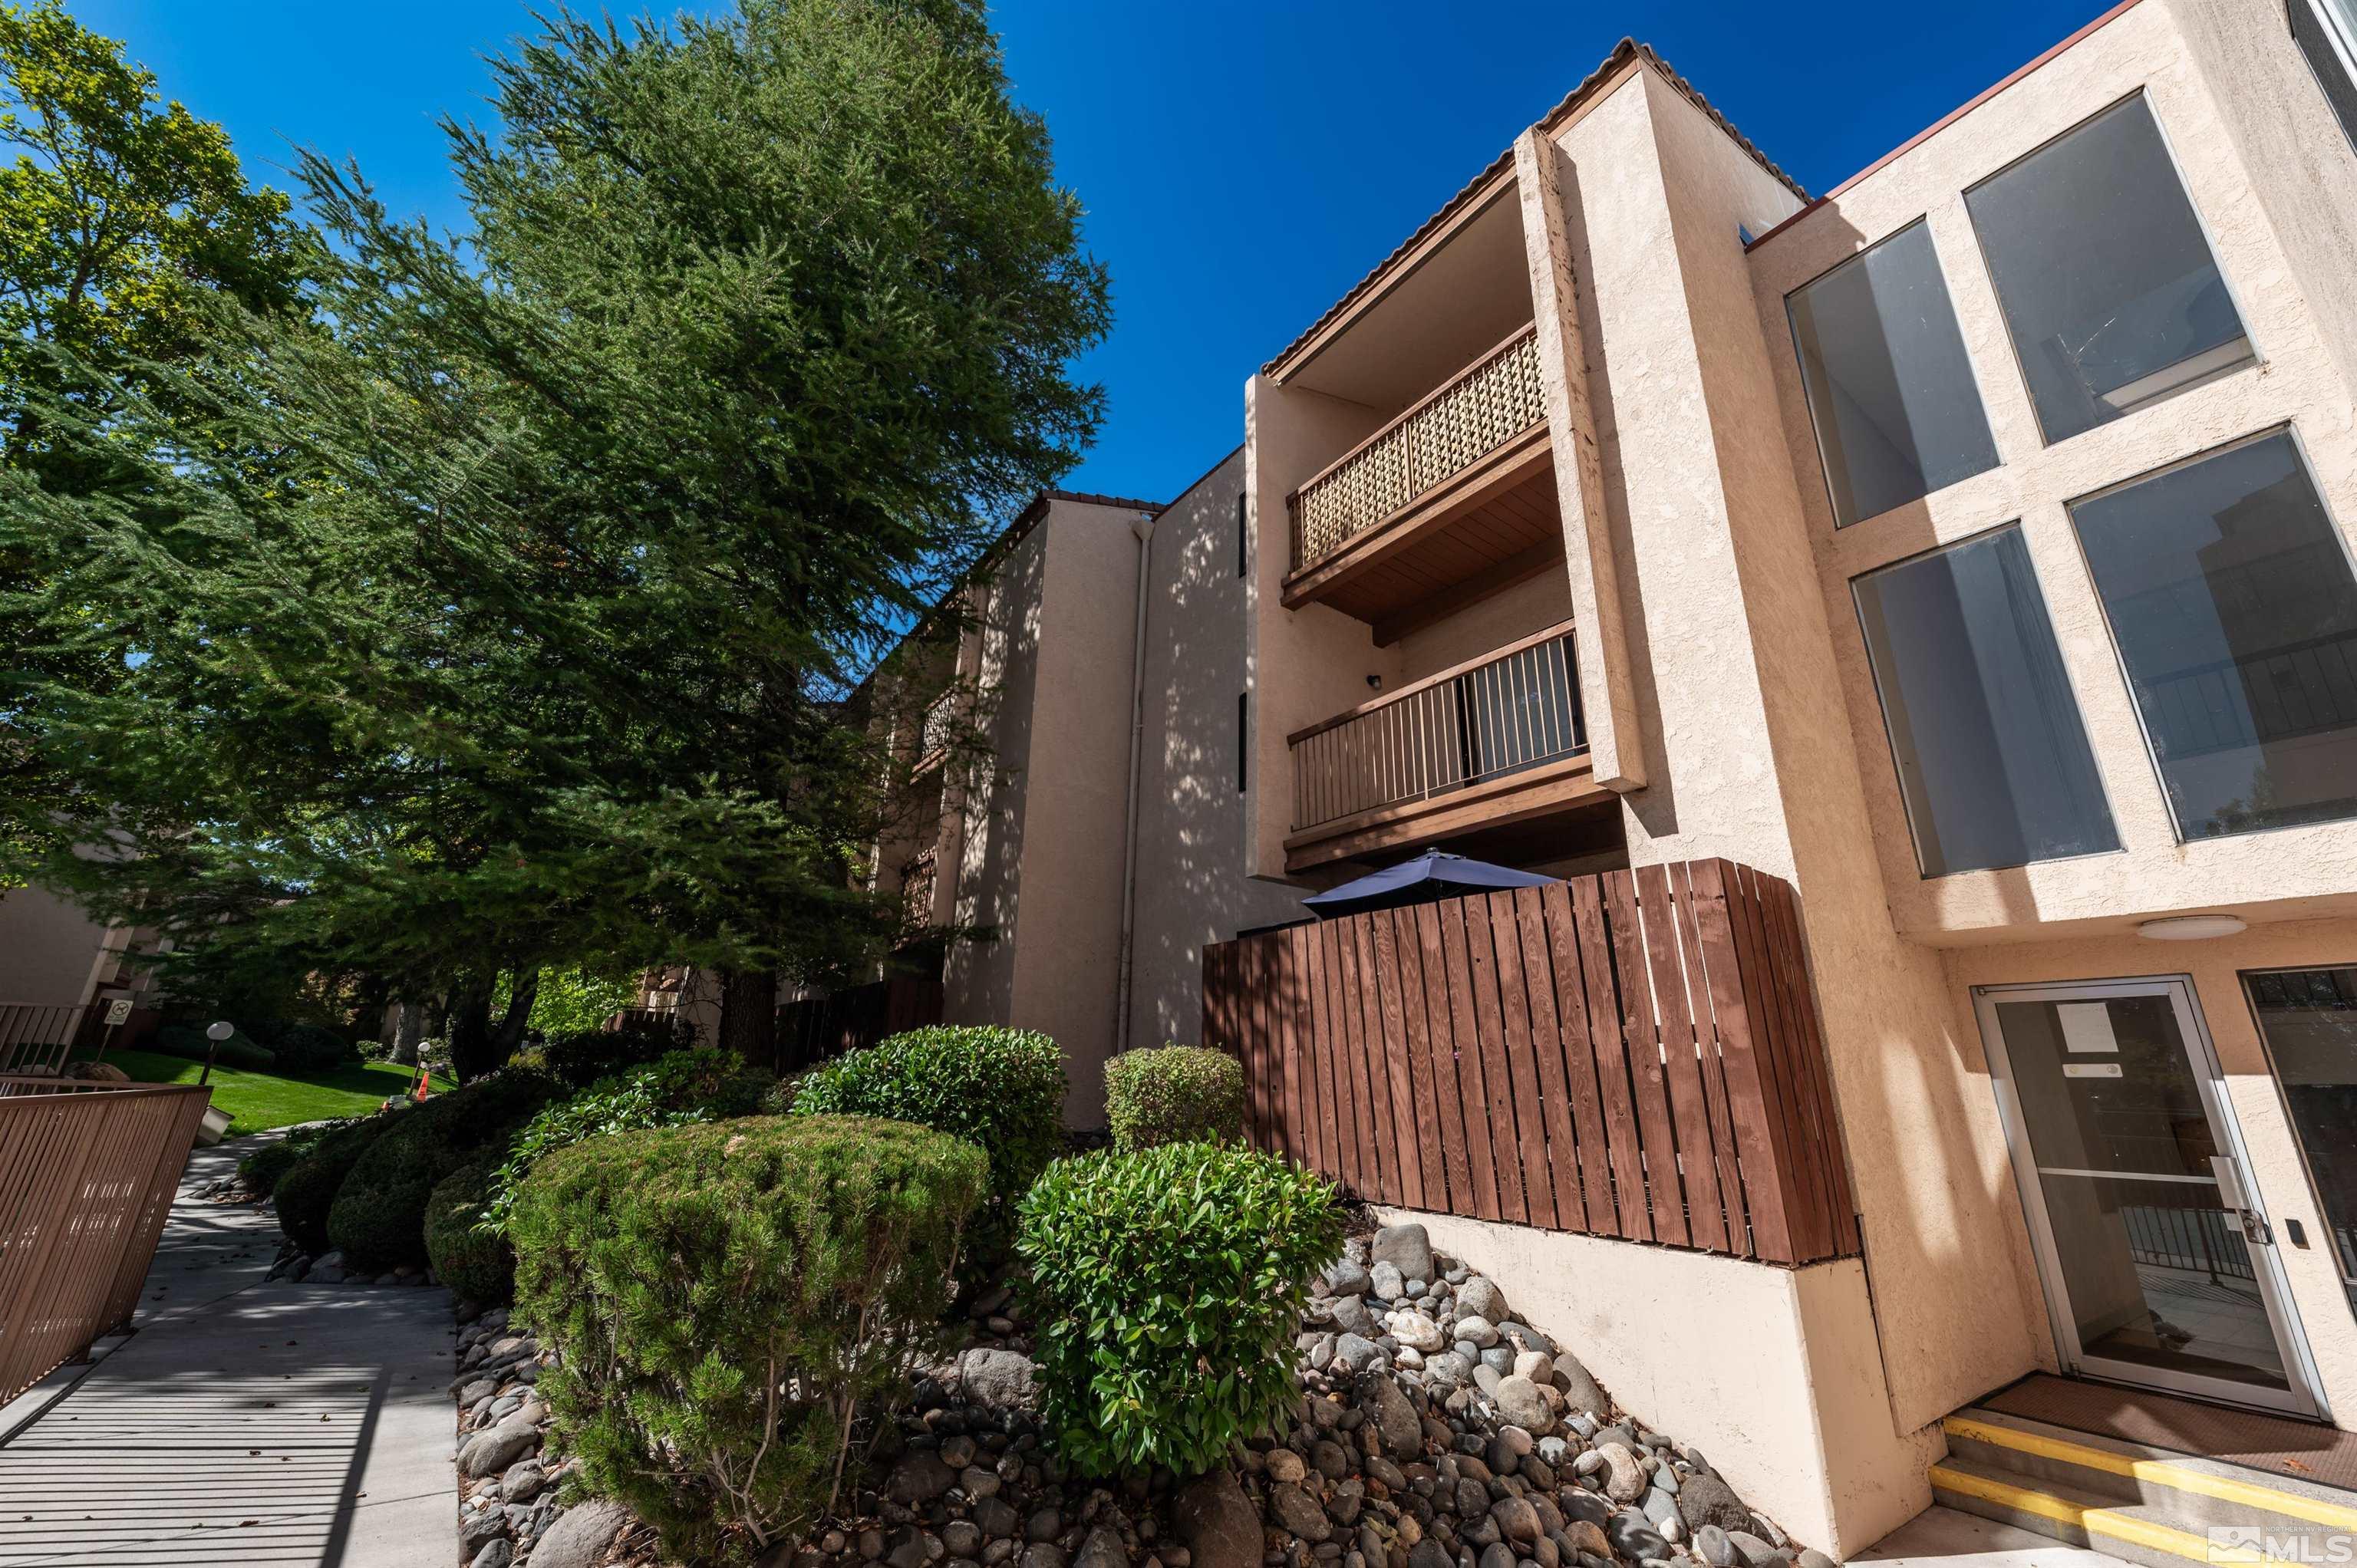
[2068,429,2357,839]
[1237,692,1248,792]
[1854,525,2118,876]
[1788,220,2000,526]
[2244,966,2357,1314]
[1966,95,2252,444]
[1236,491,1248,578]
[2293,0,2357,150]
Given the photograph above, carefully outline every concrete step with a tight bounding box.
[1930,1407,2357,1568]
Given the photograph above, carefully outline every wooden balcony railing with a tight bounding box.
[1288,324,1546,573]
[1290,624,1584,833]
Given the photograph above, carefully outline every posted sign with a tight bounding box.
[104,999,134,1026]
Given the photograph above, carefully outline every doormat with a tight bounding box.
[1981,1374,2357,1494]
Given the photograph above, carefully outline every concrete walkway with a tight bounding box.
[1858,1506,2134,1568]
[0,1134,457,1566]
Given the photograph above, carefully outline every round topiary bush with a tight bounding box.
[325,1067,565,1273]
[238,1120,351,1197]
[424,1161,513,1306]
[790,1026,1063,1257]
[1018,1140,1343,1477]
[1104,1045,1245,1151]
[275,1115,402,1254]
[510,1115,988,1563]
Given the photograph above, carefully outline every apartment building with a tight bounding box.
[869,0,2357,1553]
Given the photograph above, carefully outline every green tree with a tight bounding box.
[5,0,1105,1072]
[0,0,305,879]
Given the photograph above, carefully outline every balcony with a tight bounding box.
[913,690,958,772]
[1285,623,1611,871]
[1284,324,1562,641]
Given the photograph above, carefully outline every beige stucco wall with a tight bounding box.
[1128,450,1323,1052]
[1380,1207,1937,1558]
[0,885,112,1008]
[1535,63,2052,1441]
[1943,920,2357,1425]
[1391,566,1572,685]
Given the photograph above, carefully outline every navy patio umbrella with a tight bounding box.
[1300,850,1559,920]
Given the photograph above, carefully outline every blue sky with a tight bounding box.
[75,0,2111,504]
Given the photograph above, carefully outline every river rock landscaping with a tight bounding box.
[439,1219,1828,1568]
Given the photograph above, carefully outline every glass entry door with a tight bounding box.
[1975,978,2324,1415]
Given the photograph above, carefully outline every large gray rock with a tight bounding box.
[1422,1350,1473,1385]
[1556,1352,1610,1419]
[1174,1468,1261,1568]
[960,1348,1039,1410]
[1695,1525,1739,1568]
[885,1452,958,1504]
[1074,1528,1127,1568]
[1329,1293,1377,1338]
[1490,1496,1542,1545]
[1676,1472,1756,1536]
[1333,1332,1383,1372]
[458,1418,540,1478]
[1364,1375,1422,1458]
[1456,1276,1508,1323]
[1371,1224,1433,1283]
[1324,1257,1373,1296]
[1609,1510,1670,1562]
[470,1542,514,1568]
[1266,1480,1333,1542]
[1596,1441,1647,1503]
[1492,1374,1554,1435]
[530,1500,634,1568]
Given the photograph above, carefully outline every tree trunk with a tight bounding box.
[446,982,498,1082]
[493,968,539,1057]
[391,1000,425,1066]
[717,967,779,1069]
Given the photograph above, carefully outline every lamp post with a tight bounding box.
[200,1020,233,1086]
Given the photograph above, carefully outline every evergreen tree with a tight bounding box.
[4,0,1106,1071]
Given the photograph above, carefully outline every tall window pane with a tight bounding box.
[1789,221,2000,527]
[2069,430,2357,838]
[2245,967,2357,1316]
[1967,96,2252,443]
[1854,526,2118,876]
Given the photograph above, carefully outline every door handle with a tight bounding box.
[2211,1155,2274,1247]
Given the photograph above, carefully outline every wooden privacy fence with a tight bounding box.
[0,1081,211,1404]
[775,977,944,1073]
[1201,859,1859,1267]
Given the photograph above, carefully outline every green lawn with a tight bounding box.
[74,1047,456,1136]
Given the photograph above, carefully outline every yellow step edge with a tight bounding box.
[1944,1415,2357,1534]
[1928,1463,2293,1566]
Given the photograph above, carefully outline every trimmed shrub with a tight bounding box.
[790,1026,1063,1253]
[238,1119,351,1197]
[1018,1141,1343,1477]
[511,1115,988,1563]
[1104,1045,1245,1151]
[425,1161,513,1306]
[480,1049,770,1235]
[275,1115,402,1253]
[538,1014,696,1089]
[325,1069,564,1273]
[153,1023,274,1072]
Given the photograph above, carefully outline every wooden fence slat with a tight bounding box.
[1539,882,1617,1232]
[1194,861,1857,1268]
[1670,862,1749,1253]
[1373,911,1426,1211]
[1638,863,1724,1253]
[1512,886,1579,1231]
[1436,899,1504,1220]
[1694,858,1795,1262]
[1415,904,1477,1215]
[1487,890,1557,1230]
[1366,910,1395,1202]
[1461,894,1528,1225]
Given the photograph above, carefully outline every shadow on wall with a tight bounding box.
[946,525,1049,1026]
[1129,450,1317,1053]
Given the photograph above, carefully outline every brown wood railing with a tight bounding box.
[1290,624,1584,833]
[0,1081,211,1403]
[0,1003,97,1076]
[1287,323,1545,573]
[1201,861,1860,1267]
[775,977,944,1074]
